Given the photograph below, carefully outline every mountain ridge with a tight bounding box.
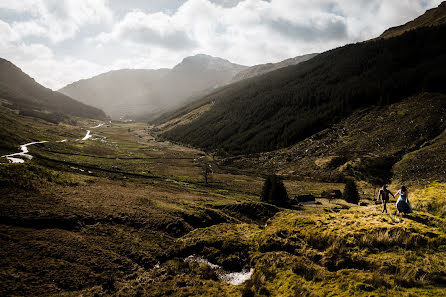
[0,58,106,121]
[59,54,247,120]
[231,53,319,82]
[379,1,446,39]
[159,5,446,155]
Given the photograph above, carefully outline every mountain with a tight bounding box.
[220,92,446,186]
[159,4,446,155]
[59,54,247,120]
[168,54,247,91]
[230,53,318,82]
[379,1,446,39]
[60,69,169,120]
[0,58,106,121]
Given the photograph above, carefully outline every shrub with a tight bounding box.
[260,175,289,206]
[343,179,360,204]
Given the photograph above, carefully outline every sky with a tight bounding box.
[0,0,443,90]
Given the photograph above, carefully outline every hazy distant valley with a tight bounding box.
[59,54,247,120]
[1,2,446,297]
[58,53,320,121]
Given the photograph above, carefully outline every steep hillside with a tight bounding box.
[161,23,446,154]
[219,93,446,186]
[59,54,246,120]
[380,1,446,39]
[0,58,106,120]
[393,128,446,185]
[231,53,318,82]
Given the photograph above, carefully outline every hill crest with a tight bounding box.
[0,58,106,121]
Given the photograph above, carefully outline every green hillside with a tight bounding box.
[161,24,446,154]
[219,93,446,186]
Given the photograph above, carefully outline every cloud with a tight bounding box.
[96,0,443,68]
[0,0,113,42]
[96,0,354,65]
[0,20,18,46]
[96,11,197,50]
[267,15,348,41]
[1,0,444,89]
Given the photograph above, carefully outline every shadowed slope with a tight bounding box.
[162,24,446,154]
[0,58,106,120]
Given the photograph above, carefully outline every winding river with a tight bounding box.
[2,141,48,163]
[2,123,104,163]
[82,130,92,140]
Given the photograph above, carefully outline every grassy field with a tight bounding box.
[1,105,445,296]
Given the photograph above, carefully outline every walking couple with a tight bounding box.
[377,185,413,214]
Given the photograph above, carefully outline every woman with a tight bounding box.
[377,185,395,213]
[395,185,413,214]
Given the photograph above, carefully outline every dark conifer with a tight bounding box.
[261,175,289,206]
[343,179,360,204]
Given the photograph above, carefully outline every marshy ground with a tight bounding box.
[0,112,445,296]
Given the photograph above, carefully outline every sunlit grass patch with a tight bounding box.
[411,182,446,218]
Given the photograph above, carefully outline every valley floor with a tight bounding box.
[0,111,445,296]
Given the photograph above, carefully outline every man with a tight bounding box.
[377,185,395,213]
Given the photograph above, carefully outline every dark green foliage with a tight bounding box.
[163,25,446,154]
[260,175,288,206]
[343,179,360,204]
[18,109,68,124]
[346,156,399,187]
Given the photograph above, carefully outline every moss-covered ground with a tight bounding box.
[1,104,445,296]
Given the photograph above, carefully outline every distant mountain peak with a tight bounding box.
[58,54,247,120]
[174,54,246,72]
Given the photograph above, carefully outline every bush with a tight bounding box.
[260,175,289,206]
[343,179,360,204]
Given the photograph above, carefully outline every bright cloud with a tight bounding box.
[0,0,112,42]
[0,0,443,89]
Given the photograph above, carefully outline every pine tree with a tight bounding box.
[260,176,272,203]
[343,179,360,204]
[261,175,289,206]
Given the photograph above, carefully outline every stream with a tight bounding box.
[1,141,48,163]
[82,130,92,140]
[90,123,104,129]
[2,123,104,163]
[184,255,253,285]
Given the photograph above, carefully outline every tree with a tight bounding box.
[201,162,213,184]
[260,175,289,206]
[343,179,360,204]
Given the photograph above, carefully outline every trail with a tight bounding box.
[1,122,105,163]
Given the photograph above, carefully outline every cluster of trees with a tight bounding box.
[260,175,289,206]
[163,25,446,154]
[260,175,360,206]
